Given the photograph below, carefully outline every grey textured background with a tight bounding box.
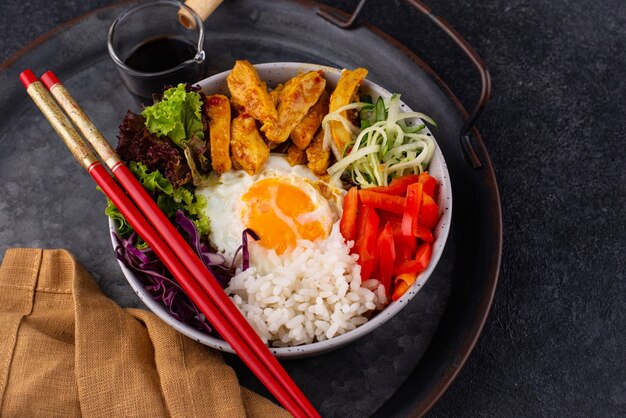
[1,0,625,417]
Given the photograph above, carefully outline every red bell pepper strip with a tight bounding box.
[340,187,359,242]
[395,182,428,261]
[366,174,420,196]
[377,222,395,296]
[358,207,380,262]
[401,183,423,238]
[414,225,434,243]
[379,210,403,225]
[359,189,405,214]
[418,172,438,198]
[394,242,433,275]
[355,207,380,281]
[353,206,365,255]
[419,193,439,230]
[391,221,414,262]
[391,272,418,301]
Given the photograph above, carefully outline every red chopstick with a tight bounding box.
[20,70,319,418]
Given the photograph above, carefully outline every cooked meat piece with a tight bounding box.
[286,142,308,166]
[227,60,278,129]
[230,115,269,175]
[290,89,329,150]
[306,129,330,176]
[269,83,283,107]
[328,67,368,156]
[204,94,232,174]
[229,96,245,117]
[262,71,326,143]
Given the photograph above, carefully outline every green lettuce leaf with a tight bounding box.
[129,161,174,195]
[106,162,210,238]
[131,162,209,236]
[104,196,132,237]
[141,84,204,148]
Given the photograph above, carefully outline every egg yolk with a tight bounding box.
[239,177,328,254]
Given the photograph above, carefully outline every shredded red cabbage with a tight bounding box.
[113,210,230,334]
[241,228,259,271]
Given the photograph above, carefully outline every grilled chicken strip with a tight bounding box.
[290,89,329,150]
[227,60,278,130]
[262,71,326,144]
[306,129,330,176]
[230,114,270,175]
[204,94,232,174]
[328,67,368,156]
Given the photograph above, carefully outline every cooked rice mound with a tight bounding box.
[225,222,387,346]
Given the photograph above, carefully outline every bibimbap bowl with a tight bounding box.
[109,62,452,359]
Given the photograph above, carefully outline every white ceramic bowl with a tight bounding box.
[110,62,452,359]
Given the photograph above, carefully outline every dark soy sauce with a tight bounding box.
[125,36,197,72]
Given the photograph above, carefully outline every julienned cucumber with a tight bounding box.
[326,93,438,188]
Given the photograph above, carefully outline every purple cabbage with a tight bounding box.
[241,228,259,271]
[113,211,230,334]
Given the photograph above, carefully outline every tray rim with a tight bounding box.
[0,0,502,416]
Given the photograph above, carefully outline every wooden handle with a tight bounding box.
[178,0,224,29]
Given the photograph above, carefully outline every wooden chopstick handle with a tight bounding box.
[20,71,98,170]
[41,71,122,169]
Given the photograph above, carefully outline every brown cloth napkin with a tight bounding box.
[0,248,290,417]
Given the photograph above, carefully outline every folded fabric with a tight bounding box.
[0,248,289,417]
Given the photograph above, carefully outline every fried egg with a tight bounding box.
[196,156,343,265]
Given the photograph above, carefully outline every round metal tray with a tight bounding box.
[0,0,501,416]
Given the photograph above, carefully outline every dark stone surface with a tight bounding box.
[0,0,624,417]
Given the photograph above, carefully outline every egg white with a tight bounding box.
[196,155,344,265]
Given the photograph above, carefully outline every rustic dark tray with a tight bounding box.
[0,0,501,416]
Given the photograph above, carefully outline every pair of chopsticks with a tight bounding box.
[19,69,319,418]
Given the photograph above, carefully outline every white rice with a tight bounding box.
[225,222,386,346]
